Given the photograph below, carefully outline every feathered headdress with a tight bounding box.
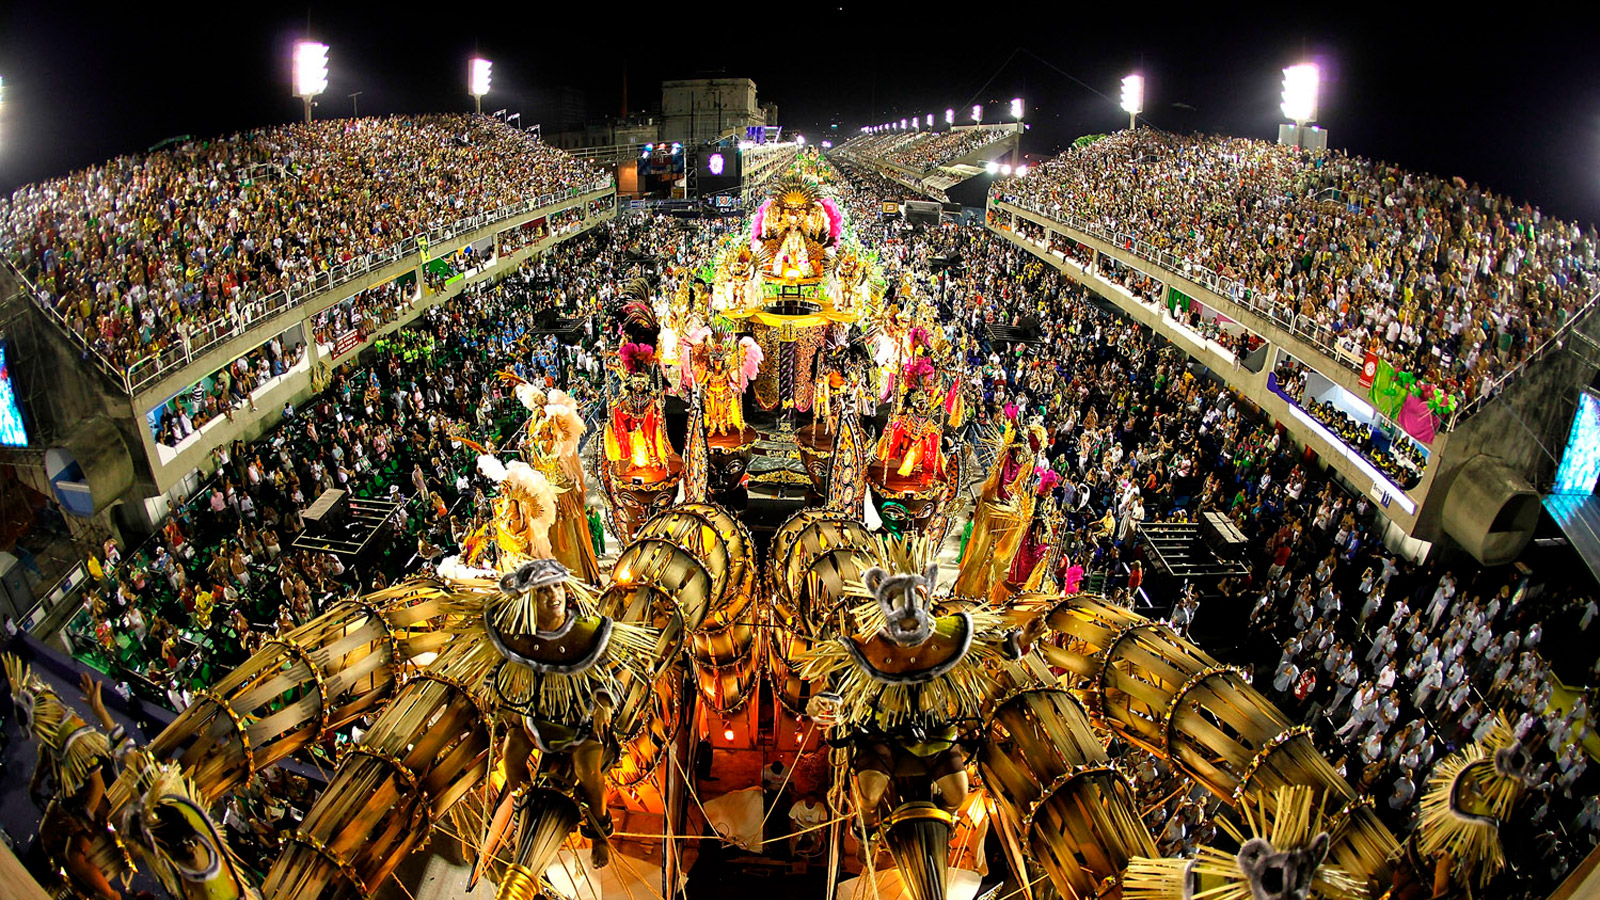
[619,342,657,376]
[1035,467,1061,496]
[500,461,560,558]
[541,390,587,458]
[736,336,763,388]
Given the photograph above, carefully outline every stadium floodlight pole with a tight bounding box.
[1120,74,1143,131]
[293,41,329,124]
[1280,62,1319,147]
[469,58,492,115]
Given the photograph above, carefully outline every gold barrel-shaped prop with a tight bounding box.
[1038,593,1396,884]
[613,503,761,714]
[147,578,461,802]
[263,633,497,900]
[980,688,1158,900]
[596,581,687,811]
[766,509,880,715]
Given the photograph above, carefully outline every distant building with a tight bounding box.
[660,78,771,145]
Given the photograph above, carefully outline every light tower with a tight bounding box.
[971,104,982,124]
[1010,97,1023,121]
[1278,62,1325,150]
[1120,74,1143,131]
[293,41,329,125]
[945,108,954,126]
[469,58,492,115]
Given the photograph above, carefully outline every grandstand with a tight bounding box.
[988,129,1600,565]
[835,123,1020,199]
[0,115,615,567]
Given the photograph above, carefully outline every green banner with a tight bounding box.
[1369,360,1403,419]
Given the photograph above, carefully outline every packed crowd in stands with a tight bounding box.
[150,335,307,446]
[0,114,604,372]
[837,157,1598,891]
[886,126,1011,172]
[993,129,1600,409]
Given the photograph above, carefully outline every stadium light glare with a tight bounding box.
[1000,163,1012,175]
[985,160,999,174]
[1010,97,1023,120]
[1280,62,1319,124]
[1015,164,1028,176]
[1120,74,1143,130]
[469,58,492,114]
[945,108,954,125]
[971,104,982,123]
[795,134,805,145]
[293,42,330,124]
[925,114,933,127]
[901,118,908,129]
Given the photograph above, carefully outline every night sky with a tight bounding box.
[2,5,1598,225]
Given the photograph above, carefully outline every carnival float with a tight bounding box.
[6,157,1514,900]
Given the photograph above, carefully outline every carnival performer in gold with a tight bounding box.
[688,322,763,438]
[478,453,559,563]
[475,559,661,873]
[514,380,603,583]
[952,419,1043,601]
[112,753,262,900]
[799,542,1044,900]
[752,175,840,283]
[3,657,125,900]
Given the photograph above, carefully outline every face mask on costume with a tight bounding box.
[863,564,938,647]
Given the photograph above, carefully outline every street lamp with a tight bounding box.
[293,41,329,124]
[1120,74,1143,131]
[469,58,492,115]
[1279,62,1321,148]
[971,104,982,124]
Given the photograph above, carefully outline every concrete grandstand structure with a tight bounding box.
[0,118,617,579]
[987,180,1590,567]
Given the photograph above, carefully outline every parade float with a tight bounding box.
[8,161,1412,900]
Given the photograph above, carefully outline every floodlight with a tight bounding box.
[945,108,954,124]
[901,118,908,129]
[1120,74,1144,115]
[972,104,982,123]
[469,58,492,98]
[985,160,999,174]
[1015,164,1028,176]
[1010,97,1023,119]
[795,134,805,145]
[1281,62,1319,123]
[1000,163,1012,175]
[293,42,329,99]
[925,114,933,127]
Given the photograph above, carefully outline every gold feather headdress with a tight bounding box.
[1124,785,1367,900]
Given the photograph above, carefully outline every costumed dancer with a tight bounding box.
[952,417,1043,600]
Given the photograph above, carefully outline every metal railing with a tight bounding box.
[1446,287,1600,429]
[994,195,1371,372]
[9,177,614,397]
[995,195,1600,433]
